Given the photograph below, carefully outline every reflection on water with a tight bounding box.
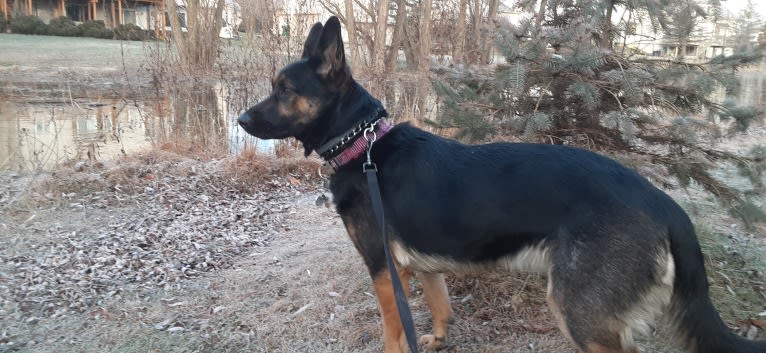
[0,71,764,172]
[0,99,149,171]
[0,83,275,172]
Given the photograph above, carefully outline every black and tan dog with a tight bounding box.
[238,17,764,353]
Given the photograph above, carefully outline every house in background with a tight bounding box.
[1,0,182,37]
[618,3,739,61]
[0,0,250,38]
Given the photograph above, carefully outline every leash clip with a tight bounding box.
[363,122,378,172]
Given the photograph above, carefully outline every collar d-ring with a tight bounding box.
[363,122,378,144]
[363,123,379,171]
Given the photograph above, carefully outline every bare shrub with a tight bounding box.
[166,0,227,74]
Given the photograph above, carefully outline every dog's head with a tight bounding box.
[237,16,352,152]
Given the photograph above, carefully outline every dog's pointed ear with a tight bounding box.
[314,16,346,78]
[301,22,323,59]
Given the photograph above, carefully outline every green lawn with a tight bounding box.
[0,33,148,70]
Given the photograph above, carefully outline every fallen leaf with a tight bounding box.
[749,318,766,329]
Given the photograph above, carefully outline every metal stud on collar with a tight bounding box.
[323,122,364,157]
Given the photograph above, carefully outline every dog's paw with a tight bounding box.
[418,334,446,351]
[315,193,333,208]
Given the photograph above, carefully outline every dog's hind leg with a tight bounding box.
[373,265,414,353]
[544,215,675,353]
[546,272,641,353]
[417,272,453,351]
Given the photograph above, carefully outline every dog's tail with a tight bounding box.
[668,219,765,353]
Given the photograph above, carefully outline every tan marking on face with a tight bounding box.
[273,95,318,126]
[292,96,318,122]
[276,102,291,119]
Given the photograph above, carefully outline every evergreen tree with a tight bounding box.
[433,0,765,226]
[733,0,763,52]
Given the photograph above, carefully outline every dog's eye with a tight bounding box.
[278,87,293,98]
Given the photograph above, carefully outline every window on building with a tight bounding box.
[124,9,136,26]
[66,4,86,22]
[164,11,186,28]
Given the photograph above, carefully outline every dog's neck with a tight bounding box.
[300,81,389,159]
[324,118,394,170]
[314,107,387,158]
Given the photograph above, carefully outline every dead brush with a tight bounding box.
[156,140,229,160]
[29,150,184,205]
[27,146,322,209]
[220,146,322,192]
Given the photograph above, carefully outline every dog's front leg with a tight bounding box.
[417,272,452,350]
[373,265,413,353]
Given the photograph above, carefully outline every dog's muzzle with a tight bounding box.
[236,111,289,139]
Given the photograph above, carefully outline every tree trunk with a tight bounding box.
[471,0,481,64]
[534,0,546,28]
[601,0,614,50]
[209,0,226,67]
[373,0,390,71]
[480,0,499,63]
[401,17,418,69]
[418,0,432,71]
[188,0,200,67]
[385,0,407,72]
[344,0,360,69]
[416,0,433,117]
[453,0,468,64]
[166,0,189,68]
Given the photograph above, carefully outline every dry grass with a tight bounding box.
[220,145,322,192]
[13,146,320,207]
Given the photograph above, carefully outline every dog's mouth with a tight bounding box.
[237,112,290,140]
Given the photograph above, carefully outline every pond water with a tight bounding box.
[1,72,765,172]
[0,82,274,172]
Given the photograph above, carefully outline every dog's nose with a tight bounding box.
[237,112,251,129]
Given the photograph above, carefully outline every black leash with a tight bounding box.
[362,124,419,353]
